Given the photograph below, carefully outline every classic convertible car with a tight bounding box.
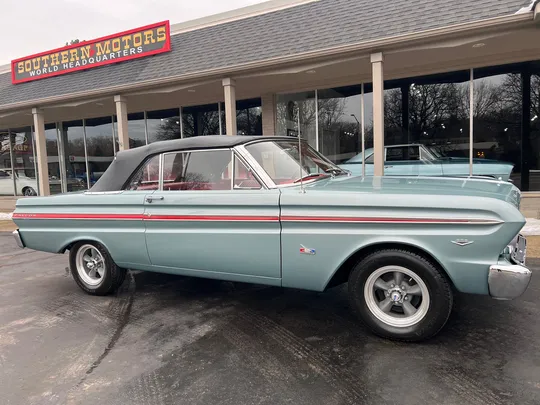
[340,144,515,181]
[11,136,531,342]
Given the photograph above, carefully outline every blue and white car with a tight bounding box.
[339,144,515,181]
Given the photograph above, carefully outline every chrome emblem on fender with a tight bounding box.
[452,239,474,247]
[300,245,316,255]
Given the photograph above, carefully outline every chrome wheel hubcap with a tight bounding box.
[364,266,430,328]
[76,245,105,286]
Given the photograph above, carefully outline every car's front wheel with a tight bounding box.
[348,249,453,342]
[69,241,127,296]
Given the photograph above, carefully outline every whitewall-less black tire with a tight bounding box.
[69,241,127,296]
[348,249,453,342]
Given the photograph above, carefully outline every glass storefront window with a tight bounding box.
[377,72,472,177]
[182,104,221,137]
[236,98,262,135]
[44,123,63,195]
[276,91,317,148]
[147,108,181,143]
[384,83,405,147]
[61,120,87,191]
[318,85,362,164]
[407,71,471,160]
[127,112,146,148]
[85,117,114,188]
[11,127,38,196]
[531,72,540,191]
[474,66,522,186]
[0,129,15,196]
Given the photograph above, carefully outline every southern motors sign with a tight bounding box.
[11,21,171,84]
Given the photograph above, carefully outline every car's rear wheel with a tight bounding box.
[69,241,127,296]
[348,249,453,342]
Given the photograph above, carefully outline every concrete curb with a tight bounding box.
[522,218,540,236]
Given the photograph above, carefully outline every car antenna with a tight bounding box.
[297,108,306,194]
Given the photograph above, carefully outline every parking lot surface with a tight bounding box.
[1,232,539,405]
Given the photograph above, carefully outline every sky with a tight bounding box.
[0,0,267,65]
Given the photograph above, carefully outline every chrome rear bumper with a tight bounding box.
[489,234,531,300]
[489,263,532,300]
[12,230,25,249]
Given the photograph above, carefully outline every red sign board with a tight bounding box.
[11,21,171,84]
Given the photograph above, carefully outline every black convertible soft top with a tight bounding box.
[90,135,293,192]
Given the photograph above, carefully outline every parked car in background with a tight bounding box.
[0,169,39,196]
[340,144,515,181]
[11,136,530,342]
[0,169,86,196]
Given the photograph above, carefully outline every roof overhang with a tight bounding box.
[0,10,536,115]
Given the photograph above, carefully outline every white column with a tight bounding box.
[31,108,50,196]
[371,52,385,177]
[114,95,129,150]
[223,78,237,136]
[261,93,276,136]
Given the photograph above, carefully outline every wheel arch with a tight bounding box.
[324,241,454,291]
[59,236,109,254]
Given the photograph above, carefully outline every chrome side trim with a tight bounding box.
[12,230,25,249]
[84,191,124,195]
[489,263,532,300]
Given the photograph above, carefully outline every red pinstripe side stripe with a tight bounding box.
[12,213,143,220]
[11,213,279,222]
[147,215,279,222]
[11,213,500,224]
[280,216,481,223]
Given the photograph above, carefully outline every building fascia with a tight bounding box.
[0,11,534,114]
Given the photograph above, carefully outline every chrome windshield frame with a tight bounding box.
[235,138,344,190]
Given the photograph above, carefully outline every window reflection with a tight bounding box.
[318,86,362,164]
[61,120,88,190]
[407,72,471,160]
[11,127,38,196]
[276,91,317,148]
[384,83,404,147]
[147,109,180,143]
[128,112,146,148]
[182,104,221,137]
[45,123,62,194]
[0,129,14,196]
[236,98,262,135]
[474,67,522,185]
[531,73,540,190]
[85,117,114,187]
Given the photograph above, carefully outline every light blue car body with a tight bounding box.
[12,138,526,298]
[340,145,515,181]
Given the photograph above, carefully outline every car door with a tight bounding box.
[143,148,281,282]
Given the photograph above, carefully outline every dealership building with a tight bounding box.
[0,0,539,199]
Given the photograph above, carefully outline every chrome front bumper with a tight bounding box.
[12,230,25,249]
[489,234,531,300]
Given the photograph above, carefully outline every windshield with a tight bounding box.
[245,139,345,186]
[426,145,444,159]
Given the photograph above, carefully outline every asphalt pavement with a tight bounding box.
[1,232,540,405]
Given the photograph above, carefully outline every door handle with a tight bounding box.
[146,196,164,203]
